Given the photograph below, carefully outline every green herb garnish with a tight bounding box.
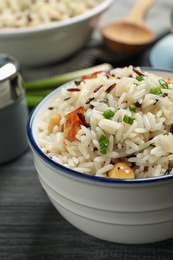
[103,109,115,119]
[129,104,137,112]
[100,147,107,154]
[98,135,109,154]
[123,115,134,125]
[136,76,144,81]
[150,87,162,95]
[99,98,108,103]
[158,79,169,89]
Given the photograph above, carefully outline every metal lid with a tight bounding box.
[0,53,24,109]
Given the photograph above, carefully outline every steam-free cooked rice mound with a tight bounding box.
[0,0,101,28]
[37,66,173,179]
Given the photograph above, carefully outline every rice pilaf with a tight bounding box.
[37,66,173,179]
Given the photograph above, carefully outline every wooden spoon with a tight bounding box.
[101,0,154,53]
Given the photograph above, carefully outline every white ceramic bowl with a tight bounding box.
[0,0,113,67]
[27,68,173,244]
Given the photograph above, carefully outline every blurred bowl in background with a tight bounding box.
[171,7,173,32]
[0,0,114,68]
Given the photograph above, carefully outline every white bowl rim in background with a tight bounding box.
[0,0,114,35]
[27,66,173,185]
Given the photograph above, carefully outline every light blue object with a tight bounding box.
[149,34,173,69]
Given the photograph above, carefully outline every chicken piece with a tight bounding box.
[64,106,84,142]
[81,71,107,81]
[166,78,173,85]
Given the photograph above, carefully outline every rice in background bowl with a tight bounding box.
[0,0,113,67]
[27,66,173,244]
[35,66,173,179]
[0,0,101,28]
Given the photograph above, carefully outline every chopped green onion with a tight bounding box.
[98,135,109,154]
[99,98,108,103]
[123,115,134,125]
[150,87,162,95]
[100,147,107,154]
[136,76,144,81]
[103,109,115,119]
[158,79,169,89]
[98,134,106,143]
[98,135,109,147]
[129,104,137,112]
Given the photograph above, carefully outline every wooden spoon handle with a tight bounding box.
[125,0,155,25]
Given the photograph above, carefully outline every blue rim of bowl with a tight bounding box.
[0,0,114,35]
[27,67,173,185]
